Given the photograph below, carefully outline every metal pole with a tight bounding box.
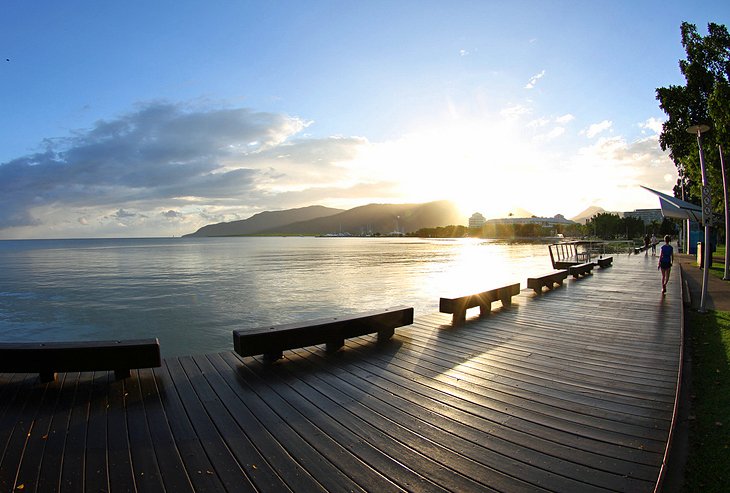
[721,144,729,280]
[679,166,691,255]
[688,125,711,312]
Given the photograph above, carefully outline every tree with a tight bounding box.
[656,22,730,214]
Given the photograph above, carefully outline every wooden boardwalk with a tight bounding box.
[0,254,683,492]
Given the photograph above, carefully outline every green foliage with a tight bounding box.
[584,212,646,239]
[684,310,730,491]
[412,225,469,238]
[657,22,730,215]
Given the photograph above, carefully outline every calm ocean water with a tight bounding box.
[0,237,551,357]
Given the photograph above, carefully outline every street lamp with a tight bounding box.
[720,144,729,280]
[687,124,711,312]
[679,165,690,254]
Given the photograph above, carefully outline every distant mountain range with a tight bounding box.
[185,205,343,237]
[184,201,615,237]
[184,201,464,237]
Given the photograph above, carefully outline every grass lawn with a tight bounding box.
[683,309,730,491]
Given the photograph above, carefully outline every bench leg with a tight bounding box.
[263,350,283,362]
[479,302,491,317]
[452,310,466,326]
[39,371,56,383]
[326,339,344,353]
[377,328,395,343]
[500,297,512,307]
[114,369,131,380]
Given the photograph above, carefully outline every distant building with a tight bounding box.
[468,212,486,229]
[624,208,663,224]
[484,214,575,227]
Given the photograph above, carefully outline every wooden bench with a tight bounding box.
[0,338,161,383]
[233,306,414,361]
[597,256,613,268]
[568,262,594,278]
[439,283,520,326]
[527,270,568,293]
[554,260,579,269]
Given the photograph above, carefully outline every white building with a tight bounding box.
[624,209,663,224]
[468,212,486,229]
[485,214,575,227]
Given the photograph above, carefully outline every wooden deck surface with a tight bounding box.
[0,254,683,492]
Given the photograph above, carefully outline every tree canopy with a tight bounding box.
[657,22,730,211]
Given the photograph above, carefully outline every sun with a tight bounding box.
[345,118,558,220]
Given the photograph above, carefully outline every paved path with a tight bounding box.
[675,252,730,311]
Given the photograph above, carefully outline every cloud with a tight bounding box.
[555,114,575,124]
[640,117,663,134]
[583,120,613,138]
[524,70,546,89]
[563,134,676,210]
[500,104,531,119]
[0,101,370,235]
[162,210,183,219]
[533,126,566,143]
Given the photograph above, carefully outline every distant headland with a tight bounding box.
[183,201,625,238]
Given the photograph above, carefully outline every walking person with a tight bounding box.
[658,235,674,294]
[651,233,657,256]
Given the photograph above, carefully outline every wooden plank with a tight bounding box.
[257,351,504,492]
[224,353,445,493]
[164,357,255,492]
[84,371,111,493]
[13,376,65,492]
[190,353,326,492]
[35,373,80,492]
[152,362,227,492]
[137,367,195,493]
[59,372,94,492]
[294,344,654,491]
[0,374,49,492]
[123,370,166,492]
[105,374,136,492]
[178,355,292,492]
[217,351,394,493]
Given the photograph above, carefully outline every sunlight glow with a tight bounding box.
[349,120,554,218]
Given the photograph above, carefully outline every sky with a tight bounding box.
[1,1,728,239]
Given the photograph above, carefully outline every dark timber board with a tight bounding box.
[0,255,682,492]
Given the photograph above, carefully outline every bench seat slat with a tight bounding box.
[0,339,161,379]
[568,262,594,278]
[597,256,613,268]
[233,306,413,360]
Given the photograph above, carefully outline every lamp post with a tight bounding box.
[720,144,729,280]
[679,165,690,254]
[687,124,711,312]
